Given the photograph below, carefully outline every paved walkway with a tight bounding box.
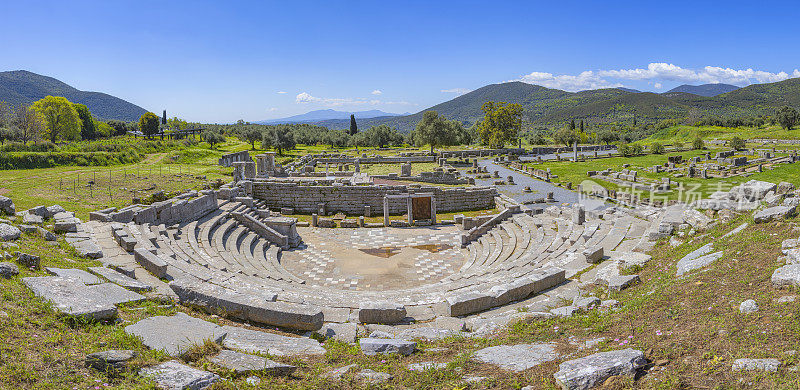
[281,225,465,291]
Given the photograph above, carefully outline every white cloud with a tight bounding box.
[268,107,278,111]
[277,91,287,94]
[441,88,472,95]
[518,71,621,91]
[654,83,662,89]
[371,89,382,95]
[516,63,800,91]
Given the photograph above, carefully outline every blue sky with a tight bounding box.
[2,1,800,123]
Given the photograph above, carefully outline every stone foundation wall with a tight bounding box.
[251,182,496,215]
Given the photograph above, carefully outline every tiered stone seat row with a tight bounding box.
[108,199,653,331]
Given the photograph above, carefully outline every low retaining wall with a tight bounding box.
[251,181,496,215]
[231,212,300,249]
[314,156,435,165]
[441,148,525,158]
[460,206,522,247]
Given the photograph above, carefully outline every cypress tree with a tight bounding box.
[569,119,576,131]
[162,110,167,125]
[579,120,584,132]
[349,114,358,135]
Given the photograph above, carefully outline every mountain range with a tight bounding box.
[665,83,740,97]
[0,70,147,121]
[2,69,796,131]
[256,109,405,124]
[313,79,798,132]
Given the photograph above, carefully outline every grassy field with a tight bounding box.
[645,124,800,145]
[525,146,800,201]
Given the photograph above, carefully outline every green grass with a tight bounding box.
[647,124,800,144]
[525,147,800,201]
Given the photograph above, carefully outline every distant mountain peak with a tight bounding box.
[257,109,403,124]
[665,83,740,97]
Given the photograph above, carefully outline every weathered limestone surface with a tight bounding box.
[95,283,146,305]
[316,322,358,343]
[0,195,15,215]
[0,223,20,241]
[676,250,723,276]
[45,267,103,285]
[754,205,796,223]
[359,338,416,356]
[617,252,651,269]
[140,360,220,390]
[739,299,758,314]
[22,276,117,320]
[208,350,297,376]
[133,247,168,278]
[582,246,604,263]
[772,264,800,288]
[88,267,152,292]
[124,313,227,356]
[553,349,646,390]
[169,277,322,331]
[221,325,325,356]
[473,343,559,372]
[359,301,407,324]
[445,292,494,317]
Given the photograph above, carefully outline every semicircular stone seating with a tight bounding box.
[98,197,658,332]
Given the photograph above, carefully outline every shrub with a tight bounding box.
[729,136,745,150]
[650,142,664,154]
[692,137,705,150]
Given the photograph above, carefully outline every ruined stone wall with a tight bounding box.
[218,151,251,167]
[91,192,218,226]
[251,182,496,215]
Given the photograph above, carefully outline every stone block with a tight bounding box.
[45,267,103,285]
[0,223,21,241]
[140,360,220,390]
[88,267,152,292]
[169,278,322,331]
[22,276,117,320]
[553,349,646,390]
[133,247,168,278]
[473,343,558,372]
[445,292,494,317]
[359,338,416,356]
[124,313,226,356]
[15,252,40,269]
[221,325,325,356]
[754,205,796,223]
[582,245,604,263]
[358,302,407,324]
[208,350,296,376]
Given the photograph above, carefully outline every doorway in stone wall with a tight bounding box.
[412,196,431,220]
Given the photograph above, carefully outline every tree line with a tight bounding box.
[0,96,140,146]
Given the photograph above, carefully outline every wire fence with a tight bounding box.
[49,163,219,205]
